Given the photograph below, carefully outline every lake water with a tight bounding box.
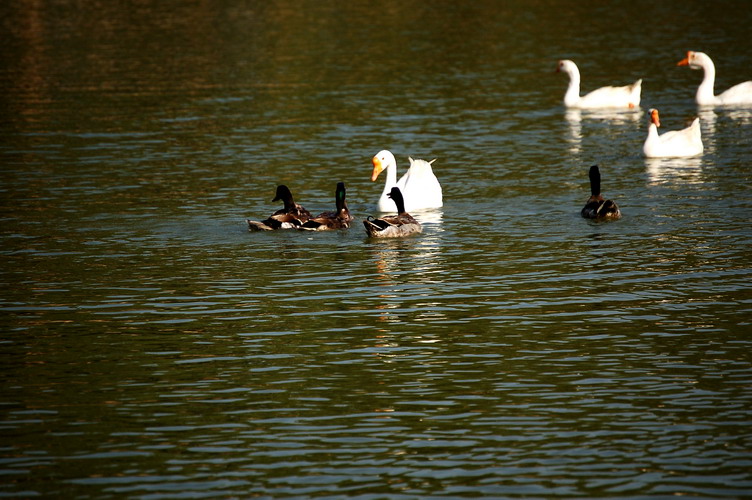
[2,1,752,498]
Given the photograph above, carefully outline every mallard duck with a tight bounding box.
[300,182,354,231]
[364,187,422,238]
[581,165,621,220]
[247,185,312,231]
[556,59,642,109]
[371,150,442,212]
[642,108,703,158]
[677,51,752,106]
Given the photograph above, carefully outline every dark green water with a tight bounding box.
[2,1,751,497]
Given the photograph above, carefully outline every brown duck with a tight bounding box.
[247,185,312,231]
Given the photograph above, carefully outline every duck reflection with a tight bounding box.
[565,108,643,153]
[369,211,446,324]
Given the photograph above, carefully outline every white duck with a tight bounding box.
[642,109,703,158]
[556,59,642,109]
[371,149,442,212]
[677,51,752,106]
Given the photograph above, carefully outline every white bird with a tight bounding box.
[642,109,703,158]
[677,51,752,106]
[556,59,642,109]
[371,149,442,212]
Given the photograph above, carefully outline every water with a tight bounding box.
[2,1,751,498]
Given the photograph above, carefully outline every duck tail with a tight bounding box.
[247,219,272,231]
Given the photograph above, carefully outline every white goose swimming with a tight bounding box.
[371,149,442,212]
[642,109,703,158]
[556,59,642,109]
[677,51,752,106]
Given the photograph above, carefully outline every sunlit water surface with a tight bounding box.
[1,1,751,498]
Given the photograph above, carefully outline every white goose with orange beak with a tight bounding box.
[677,51,752,106]
[371,149,442,212]
[642,109,703,158]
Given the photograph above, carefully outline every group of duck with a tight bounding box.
[558,51,752,158]
[247,51,751,236]
[246,150,439,237]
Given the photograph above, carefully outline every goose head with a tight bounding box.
[649,108,661,128]
[371,150,396,181]
[677,51,712,71]
[556,59,578,75]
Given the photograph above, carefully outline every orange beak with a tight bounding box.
[650,109,660,127]
[677,51,691,66]
[371,156,384,182]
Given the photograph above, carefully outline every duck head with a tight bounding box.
[588,165,602,197]
[272,185,296,210]
[387,187,407,214]
[335,182,347,215]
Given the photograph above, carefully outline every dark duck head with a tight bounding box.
[335,182,349,217]
[272,185,296,211]
[387,187,407,214]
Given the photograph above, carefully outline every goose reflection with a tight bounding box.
[645,156,704,185]
[565,108,643,153]
[565,109,583,153]
[697,107,752,152]
[723,108,752,123]
[698,107,752,129]
[696,108,718,155]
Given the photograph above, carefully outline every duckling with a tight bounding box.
[581,165,621,220]
[247,185,312,231]
[300,182,354,231]
[363,187,422,238]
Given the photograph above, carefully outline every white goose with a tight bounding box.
[677,51,752,106]
[556,59,642,109]
[371,150,442,212]
[643,109,703,158]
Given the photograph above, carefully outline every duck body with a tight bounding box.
[247,185,312,231]
[300,182,354,231]
[677,51,752,106]
[364,187,422,238]
[557,59,641,109]
[581,165,620,220]
[372,150,442,212]
[642,109,703,158]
